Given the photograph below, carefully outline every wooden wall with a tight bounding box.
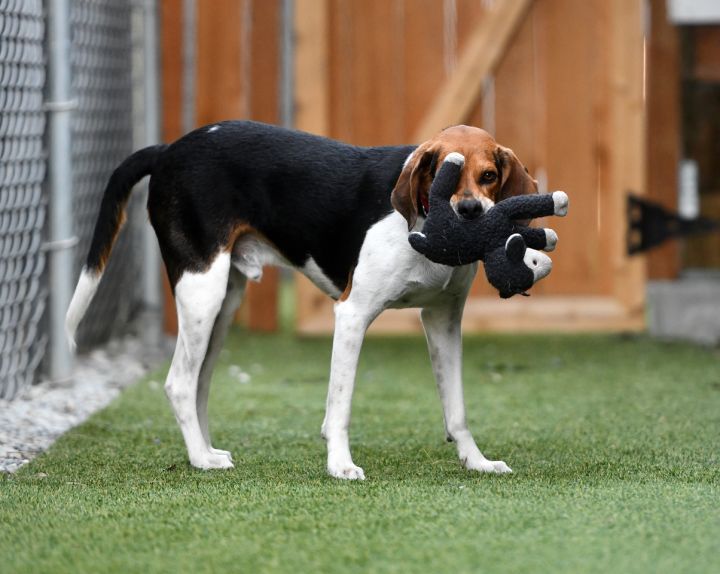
[297,0,648,333]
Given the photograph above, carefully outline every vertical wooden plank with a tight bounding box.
[296,0,329,136]
[605,0,646,312]
[295,0,330,330]
[530,0,548,189]
[161,0,183,335]
[243,0,281,331]
[494,11,536,162]
[328,0,404,144]
[249,0,280,123]
[458,1,487,133]
[195,0,243,124]
[403,0,445,140]
[328,0,351,141]
[646,0,680,279]
[539,0,607,296]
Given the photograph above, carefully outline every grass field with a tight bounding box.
[1,329,719,573]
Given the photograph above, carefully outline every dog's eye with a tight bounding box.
[480,171,497,183]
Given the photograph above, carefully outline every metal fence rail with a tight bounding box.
[0,0,48,399]
[0,0,155,399]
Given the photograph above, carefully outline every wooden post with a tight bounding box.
[243,0,280,331]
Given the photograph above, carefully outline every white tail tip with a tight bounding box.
[65,268,102,352]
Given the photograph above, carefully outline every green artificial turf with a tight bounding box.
[1,330,719,573]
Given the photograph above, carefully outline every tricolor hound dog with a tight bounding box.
[67,121,564,480]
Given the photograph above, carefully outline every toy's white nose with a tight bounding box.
[524,248,552,283]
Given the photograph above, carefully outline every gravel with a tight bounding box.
[0,335,168,473]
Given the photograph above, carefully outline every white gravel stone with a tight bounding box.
[0,335,168,473]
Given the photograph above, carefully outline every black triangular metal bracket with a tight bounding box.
[627,193,720,255]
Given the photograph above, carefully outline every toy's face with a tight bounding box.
[391,125,538,230]
[484,235,552,298]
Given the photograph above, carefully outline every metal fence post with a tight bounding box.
[132,0,163,347]
[46,0,75,381]
[280,0,295,129]
[182,0,196,133]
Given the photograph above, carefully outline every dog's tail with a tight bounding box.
[65,144,168,349]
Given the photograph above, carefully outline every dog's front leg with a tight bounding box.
[421,301,512,474]
[321,300,378,480]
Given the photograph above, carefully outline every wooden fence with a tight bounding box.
[161,0,679,334]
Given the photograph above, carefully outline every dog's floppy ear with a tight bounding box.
[495,146,537,201]
[391,143,438,231]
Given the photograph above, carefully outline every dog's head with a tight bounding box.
[391,125,538,230]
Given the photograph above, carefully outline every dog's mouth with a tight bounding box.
[418,191,429,217]
[449,196,495,220]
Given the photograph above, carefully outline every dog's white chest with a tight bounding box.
[352,211,477,309]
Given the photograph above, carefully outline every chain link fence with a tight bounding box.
[0,0,47,399]
[70,0,139,347]
[0,0,153,399]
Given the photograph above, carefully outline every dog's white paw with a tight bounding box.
[190,452,235,470]
[210,448,233,462]
[463,457,512,474]
[552,191,569,216]
[544,228,558,252]
[327,461,365,480]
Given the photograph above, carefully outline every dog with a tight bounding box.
[66,121,548,479]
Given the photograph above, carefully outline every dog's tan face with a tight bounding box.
[391,125,538,230]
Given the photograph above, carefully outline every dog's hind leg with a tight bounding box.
[165,252,233,469]
[196,267,247,461]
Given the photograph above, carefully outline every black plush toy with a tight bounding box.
[409,152,569,298]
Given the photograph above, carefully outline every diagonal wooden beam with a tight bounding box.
[413,0,533,142]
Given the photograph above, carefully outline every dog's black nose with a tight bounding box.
[457,199,483,220]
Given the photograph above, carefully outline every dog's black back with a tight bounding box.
[148,120,415,288]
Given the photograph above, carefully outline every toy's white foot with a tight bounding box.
[444,152,465,166]
[463,456,512,474]
[552,191,569,216]
[327,456,365,480]
[544,228,558,252]
[190,452,234,470]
